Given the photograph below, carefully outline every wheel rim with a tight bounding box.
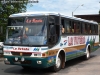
[56,56,61,68]
[86,50,90,58]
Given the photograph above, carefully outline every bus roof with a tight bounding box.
[9,12,59,17]
[9,12,98,24]
[60,14,98,24]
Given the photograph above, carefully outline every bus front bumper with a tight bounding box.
[4,55,55,68]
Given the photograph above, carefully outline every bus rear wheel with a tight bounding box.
[51,54,62,72]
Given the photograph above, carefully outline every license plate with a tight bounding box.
[14,61,21,64]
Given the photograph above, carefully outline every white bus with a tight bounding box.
[3,12,99,72]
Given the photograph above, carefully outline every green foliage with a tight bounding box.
[0,0,28,41]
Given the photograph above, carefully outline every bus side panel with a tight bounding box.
[64,46,86,61]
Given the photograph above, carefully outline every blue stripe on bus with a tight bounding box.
[94,45,99,48]
[65,45,99,56]
[66,51,77,55]
[66,48,86,55]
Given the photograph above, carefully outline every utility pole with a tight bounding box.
[72,4,84,17]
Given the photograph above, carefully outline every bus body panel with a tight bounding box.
[4,35,99,68]
[3,12,99,70]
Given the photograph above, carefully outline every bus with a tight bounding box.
[3,12,99,72]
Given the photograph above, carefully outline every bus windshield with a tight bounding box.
[4,17,47,45]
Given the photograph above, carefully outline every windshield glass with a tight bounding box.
[23,24,47,45]
[5,16,47,45]
[5,26,23,44]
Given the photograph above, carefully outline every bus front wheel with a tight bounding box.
[50,54,62,72]
[83,48,90,60]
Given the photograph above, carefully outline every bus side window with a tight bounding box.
[72,29,74,33]
[85,24,88,34]
[91,25,94,34]
[87,24,90,34]
[61,19,65,34]
[71,22,75,33]
[64,20,71,33]
[93,25,95,34]
[82,23,85,34]
[82,23,88,34]
[95,25,98,34]
[94,25,96,34]
[74,22,76,33]
[75,22,80,34]
[89,25,91,33]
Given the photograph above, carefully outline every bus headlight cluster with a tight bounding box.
[15,57,18,61]
[4,52,11,55]
[4,58,10,64]
[37,61,42,64]
[4,58,8,61]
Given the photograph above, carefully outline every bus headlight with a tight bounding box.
[37,61,42,64]
[4,58,10,64]
[4,52,10,55]
[15,57,18,61]
[21,57,25,62]
[4,58,8,61]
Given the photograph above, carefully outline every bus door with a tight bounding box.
[48,15,61,47]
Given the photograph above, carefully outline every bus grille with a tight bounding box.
[11,52,32,56]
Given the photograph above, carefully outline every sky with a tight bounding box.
[26,0,100,17]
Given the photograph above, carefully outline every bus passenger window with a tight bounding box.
[71,22,75,33]
[72,29,74,33]
[64,20,71,33]
[89,24,91,34]
[87,24,90,33]
[91,25,95,33]
[90,29,91,33]
[74,23,76,33]
[95,25,98,34]
[83,24,88,34]
[94,25,96,34]
[62,27,65,33]
[75,22,80,33]
[85,24,87,33]
[82,23,85,34]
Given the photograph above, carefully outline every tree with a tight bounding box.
[99,10,100,15]
[0,0,28,41]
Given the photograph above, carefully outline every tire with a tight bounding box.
[82,48,90,60]
[50,54,62,72]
